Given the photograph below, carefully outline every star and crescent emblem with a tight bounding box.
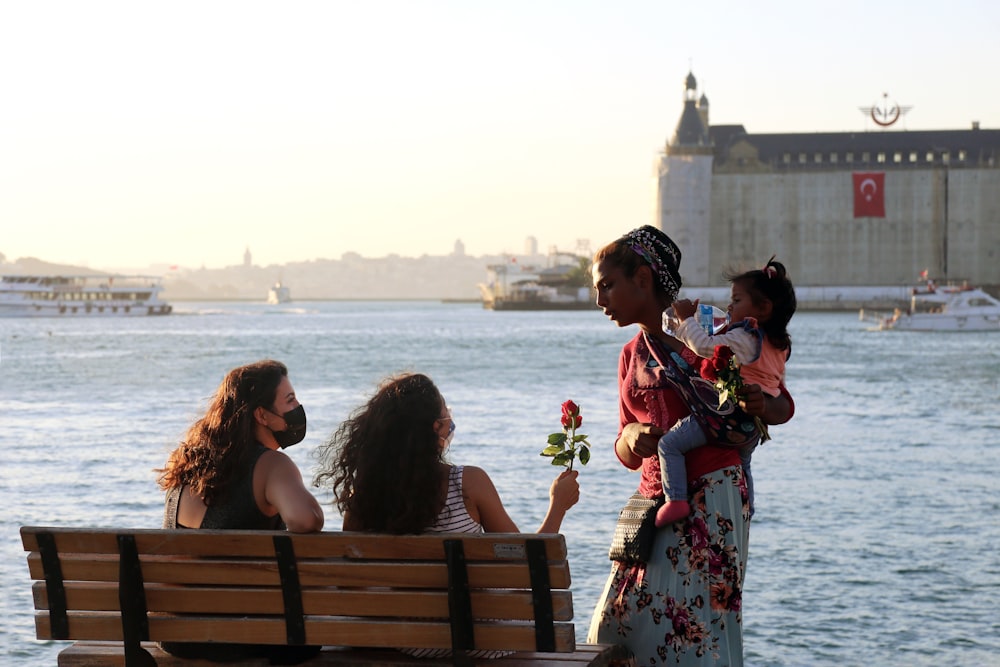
[858,177,878,201]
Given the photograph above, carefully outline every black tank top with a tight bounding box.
[162,441,285,530]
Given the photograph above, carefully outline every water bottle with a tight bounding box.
[698,303,715,334]
[662,306,680,335]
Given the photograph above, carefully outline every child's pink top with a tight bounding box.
[674,316,786,396]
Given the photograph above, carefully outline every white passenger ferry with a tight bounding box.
[477,254,595,311]
[266,281,291,304]
[0,275,173,317]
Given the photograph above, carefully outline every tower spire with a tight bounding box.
[670,71,710,150]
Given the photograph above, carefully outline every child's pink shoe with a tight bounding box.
[655,500,690,527]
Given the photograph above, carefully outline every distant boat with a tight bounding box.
[478,254,596,311]
[0,274,172,317]
[861,280,1000,331]
[267,281,292,304]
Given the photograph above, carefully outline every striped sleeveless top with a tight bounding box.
[424,465,483,534]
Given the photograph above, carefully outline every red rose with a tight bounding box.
[544,399,591,470]
[700,358,718,382]
[711,345,734,373]
[561,413,582,429]
[561,400,581,428]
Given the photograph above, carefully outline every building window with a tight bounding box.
[830,153,839,163]
[893,152,903,164]
[926,151,935,162]
[909,151,918,163]
[942,151,950,164]
[798,153,807,164]
[783,153,791,164]
[958,149,967,161]
[845,151,854,163]
[862,151,871,162]
[814,152,823,163]
[877,152,886,163]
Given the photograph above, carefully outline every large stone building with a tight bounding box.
[656,72,1000,297]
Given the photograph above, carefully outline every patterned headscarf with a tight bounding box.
[620,225,682,301]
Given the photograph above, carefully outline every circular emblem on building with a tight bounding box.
[860,92,912,127]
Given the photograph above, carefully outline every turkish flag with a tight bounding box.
[853,172,885,218]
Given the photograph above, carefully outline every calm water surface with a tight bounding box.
[2,302,998,666]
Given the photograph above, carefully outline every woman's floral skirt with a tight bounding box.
[587,466,750,666]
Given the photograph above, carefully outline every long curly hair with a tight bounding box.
[726,258,797,355]
[156,360,288,504]
[313,372,448,534]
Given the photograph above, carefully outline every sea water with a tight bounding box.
[1,303,998,667]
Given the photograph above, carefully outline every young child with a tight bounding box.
[655,258,796,526]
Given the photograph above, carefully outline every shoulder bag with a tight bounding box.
[608,492,664,564]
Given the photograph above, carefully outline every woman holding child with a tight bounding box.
[587,226,794,665]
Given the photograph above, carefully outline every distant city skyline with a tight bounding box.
[0,236,590,274]
[3,0,999,270]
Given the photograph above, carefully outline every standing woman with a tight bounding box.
[156,359,324,663]
[587,227,793,665]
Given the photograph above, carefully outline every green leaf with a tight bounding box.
[578,445,590,466]
[540,445,564,456]
[572,434,589,443]
[547,433,568,446]
[552,451,575,467]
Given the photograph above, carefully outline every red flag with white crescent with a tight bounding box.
[853,172,886,218]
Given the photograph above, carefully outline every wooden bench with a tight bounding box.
[21,527,633,667]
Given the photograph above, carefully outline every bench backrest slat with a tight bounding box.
[25,554,571,589]
[21,527,568,560]
[34,615,576,652]
[32,582,574,620]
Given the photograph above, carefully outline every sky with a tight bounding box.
[2,0,998,271]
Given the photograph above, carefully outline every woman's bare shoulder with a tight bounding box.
[461,465,492,484]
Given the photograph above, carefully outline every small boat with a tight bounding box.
[477,254,595,311]
[0,274,172,317]
[862,281,1000,331]
[267,281,291,304]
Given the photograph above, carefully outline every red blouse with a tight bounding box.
[615,333,794,498]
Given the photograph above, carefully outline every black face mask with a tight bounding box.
[269,405,307,449]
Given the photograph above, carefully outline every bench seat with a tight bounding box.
[56,642,634,666]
